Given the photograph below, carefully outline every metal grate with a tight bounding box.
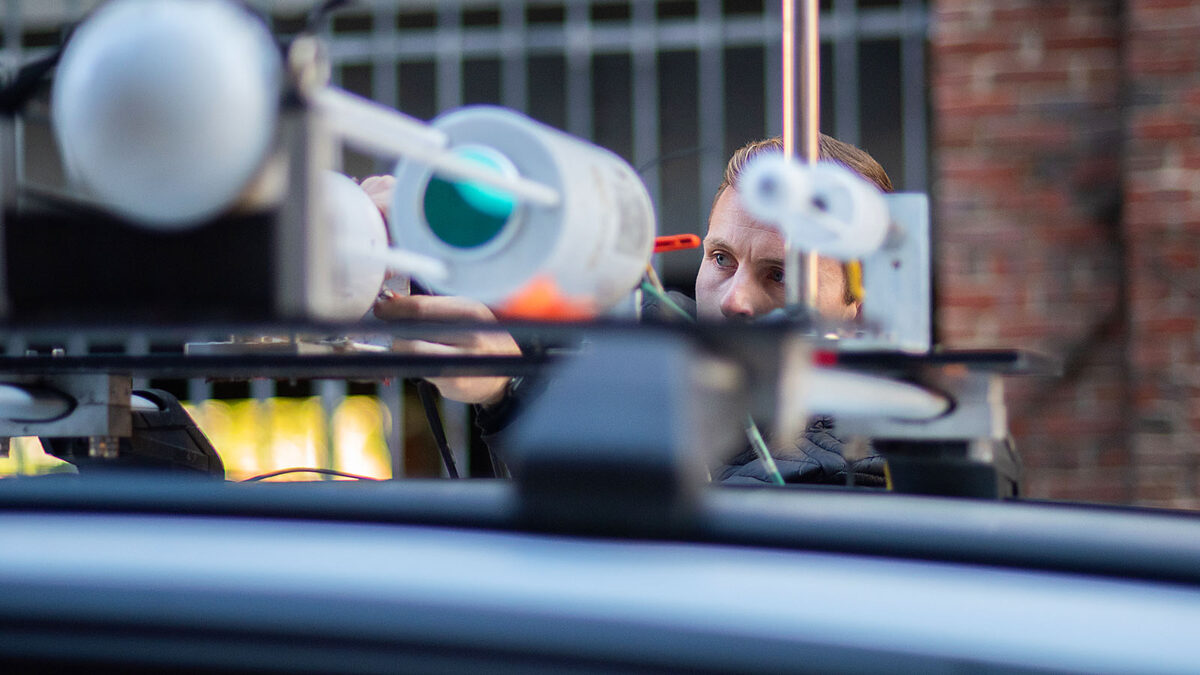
[302,0,931,285]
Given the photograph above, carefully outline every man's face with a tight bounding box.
[695,188,859,321]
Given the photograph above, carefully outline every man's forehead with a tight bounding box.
[708,188,785,235]
[705,190,786,250]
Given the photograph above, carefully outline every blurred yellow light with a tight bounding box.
[185,396,393,482]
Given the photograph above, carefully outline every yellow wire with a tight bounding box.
[644,264,667,295]
[846,260,865,303]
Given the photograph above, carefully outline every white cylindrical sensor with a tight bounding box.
[52,0,282,229]
[389,106,656,310]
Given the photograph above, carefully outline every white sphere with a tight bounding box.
[324,172,389,317]
[52,0,282,229]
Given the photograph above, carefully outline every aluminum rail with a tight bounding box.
[803,367,950,421]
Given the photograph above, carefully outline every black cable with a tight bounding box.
[416,380,460,479]
[635,144,713,176]
[242,467,379,482]
[305,0,356,34]
[0,47,62,115]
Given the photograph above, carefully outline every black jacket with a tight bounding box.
[718,416,887,487]
[476,290,887,488]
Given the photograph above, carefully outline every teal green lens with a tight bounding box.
[422,149,517,249]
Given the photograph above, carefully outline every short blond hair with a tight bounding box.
[715,135,893,209]
[711,135,893,305]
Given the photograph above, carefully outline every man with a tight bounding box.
[368,134,892,485]
[697,136,891,484]
[695,135,891,321]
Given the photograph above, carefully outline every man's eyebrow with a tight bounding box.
[703,237,732,251]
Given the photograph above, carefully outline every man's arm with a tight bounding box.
[373,293,519,405]
[362,174,521,405]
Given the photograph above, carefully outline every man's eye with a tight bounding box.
[712,252,732,267]
[768,268,784,283]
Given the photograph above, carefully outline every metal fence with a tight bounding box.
[305,0,931,284]
[0,0,930,478]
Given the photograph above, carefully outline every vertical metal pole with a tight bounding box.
[799,0,822,313]
[441,399,469,479]
[436,1,463,113]
[250,375,273,476]
[781,0,795,158]
[317,379,343,477]
[632,1,661,219]
[186,332,213,405]
[186,378,212,406]
[698,0,725,212]
[565,0,593,140]
[126,334,150,391]
[499,0,529,113]
[0,116,15,319]
[250,378,273,402]
[901,0,929,192]
[3,0,22,72]
[782,0,821,313]
[371,4,398,108]
[4,334,25,357]
[765,7,783,138]
[797,0,820,165]
[832,0,860,147]
[371,2,399,173]
[380,379,405,479]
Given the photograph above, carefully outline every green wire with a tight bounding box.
[744,414,786,486]
[639,277,787,486]
[639,281,694,322]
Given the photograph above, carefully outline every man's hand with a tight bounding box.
[365,174,518,405]
[360,175,396,221]
[374,293,520,405]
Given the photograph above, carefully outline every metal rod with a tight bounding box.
[782,0,795,159]
[316,87,561,207]
[798,0,820,164]
[315,86,447,152]
[781,0,822,312]
[798,0,821,312]
[343,243,449,282]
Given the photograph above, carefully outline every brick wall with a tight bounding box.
[930,0,1200,505]
[1124,0,1200,507]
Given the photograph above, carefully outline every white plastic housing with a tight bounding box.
[739,155,890,260]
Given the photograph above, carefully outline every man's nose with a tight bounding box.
[720,272,764,319]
